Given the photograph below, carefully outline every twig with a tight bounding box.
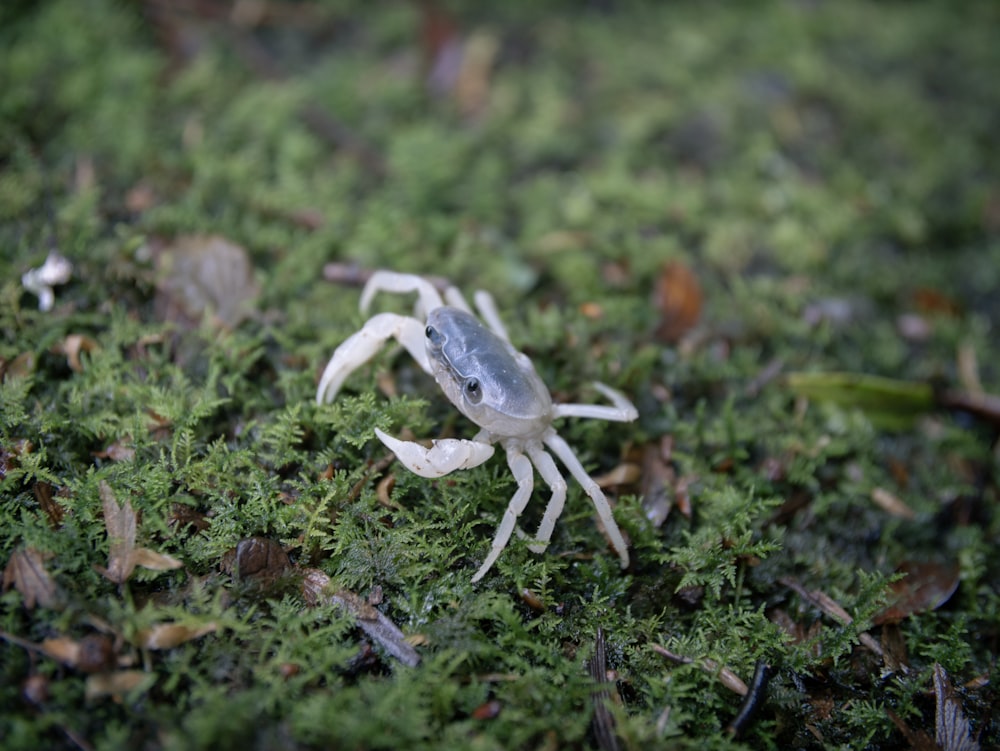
[725,660,771,738]
[779,577,883,658]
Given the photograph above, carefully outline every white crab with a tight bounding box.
[316,271,638,582]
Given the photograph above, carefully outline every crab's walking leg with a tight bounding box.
[374,429,494,479]
[471,290,512,343]
[544,431,630,570]
[552,382,638,422]
[360,271,445,320]
[524,446,567,554]
[471,447,535,582]
[443,286,474,314]
[316,314,430,404]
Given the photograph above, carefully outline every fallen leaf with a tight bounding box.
[593,462,641,489]
[640,438,674,528]
[934,663,981,751]
[154,235,260,331]
[0,351,36,380]
[471,699,503,720]
[870,487,916,520]
[125,181,157,213]
[22,674,49,706]
[874,560,961,625]
[785,371,935,430]
[98,481,138,584]
[134,622,217,650]
[34,482,64,528]
[129,548,183,571]
[53,334,99,373]
[653,260,702,343]
[85,670,154,700]
[455,31,498,117]
[97,481,182,584]
[39,636,81,666]
[912,288,961,317]
[221,537,291,583]
[3,547,59,609]
[167,503,210,534]
[92,437,136,462]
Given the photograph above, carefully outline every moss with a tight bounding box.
[1,1,999,748]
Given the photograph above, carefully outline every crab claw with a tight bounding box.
[374,429,494,478]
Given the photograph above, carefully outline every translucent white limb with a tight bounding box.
[543,430,630,569]
[316,313,430,404]
[524,445,567,554]
[472,290,511,343]
[443,286,473,313]
[472,447,534,582]
[374,429,494,479]
[359,271,446,319]
[551,382,638,422]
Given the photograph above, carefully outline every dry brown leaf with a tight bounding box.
[39,636,81,666]
[3,547,59,609]
[34,633,118,672]
[640,438,674,527]
[134,622,217,650]
[85,670,154,700]
[871,487,916,520]
[593,462,641,489]
[0,351,36,380]
[129,548,183,572]
[99,481,138,584]
[653,260,703,343]
[471,699,503,721]
[93,438,137,462]
[154,235,260,331]
[98,481,182,583]
[34,482,65,528]
[54,334,100,373]
[875,560,961,625]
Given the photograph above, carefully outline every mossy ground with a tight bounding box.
[2,2,999,749]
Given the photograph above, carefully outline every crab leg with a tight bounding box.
[316,314,430,404]
[544,430,630,570]
[552,382,638,422]
[524,445,567,554]
[471,290,512,343]
[471,447,535,582]
[374,429,494,479]
[360,271,446,320]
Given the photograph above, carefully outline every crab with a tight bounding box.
[316,271,638,582]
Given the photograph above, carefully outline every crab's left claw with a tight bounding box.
[374,429,494,478]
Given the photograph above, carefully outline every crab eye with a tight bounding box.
[464,377,483,404]
[425,325,442,344]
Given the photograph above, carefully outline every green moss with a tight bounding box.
[1,0,999,748]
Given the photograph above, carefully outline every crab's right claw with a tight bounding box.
[374,429,494,478]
